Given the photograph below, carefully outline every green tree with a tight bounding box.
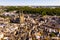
[42,11,47,16]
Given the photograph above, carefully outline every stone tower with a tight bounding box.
[20,11,24,24]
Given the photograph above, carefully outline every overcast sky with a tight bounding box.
[0,0,60,6]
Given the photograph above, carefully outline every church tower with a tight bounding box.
[20,11,24,24]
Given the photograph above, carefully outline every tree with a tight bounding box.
[42,11,47,16]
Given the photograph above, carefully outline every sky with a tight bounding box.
[0,0,60,6]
